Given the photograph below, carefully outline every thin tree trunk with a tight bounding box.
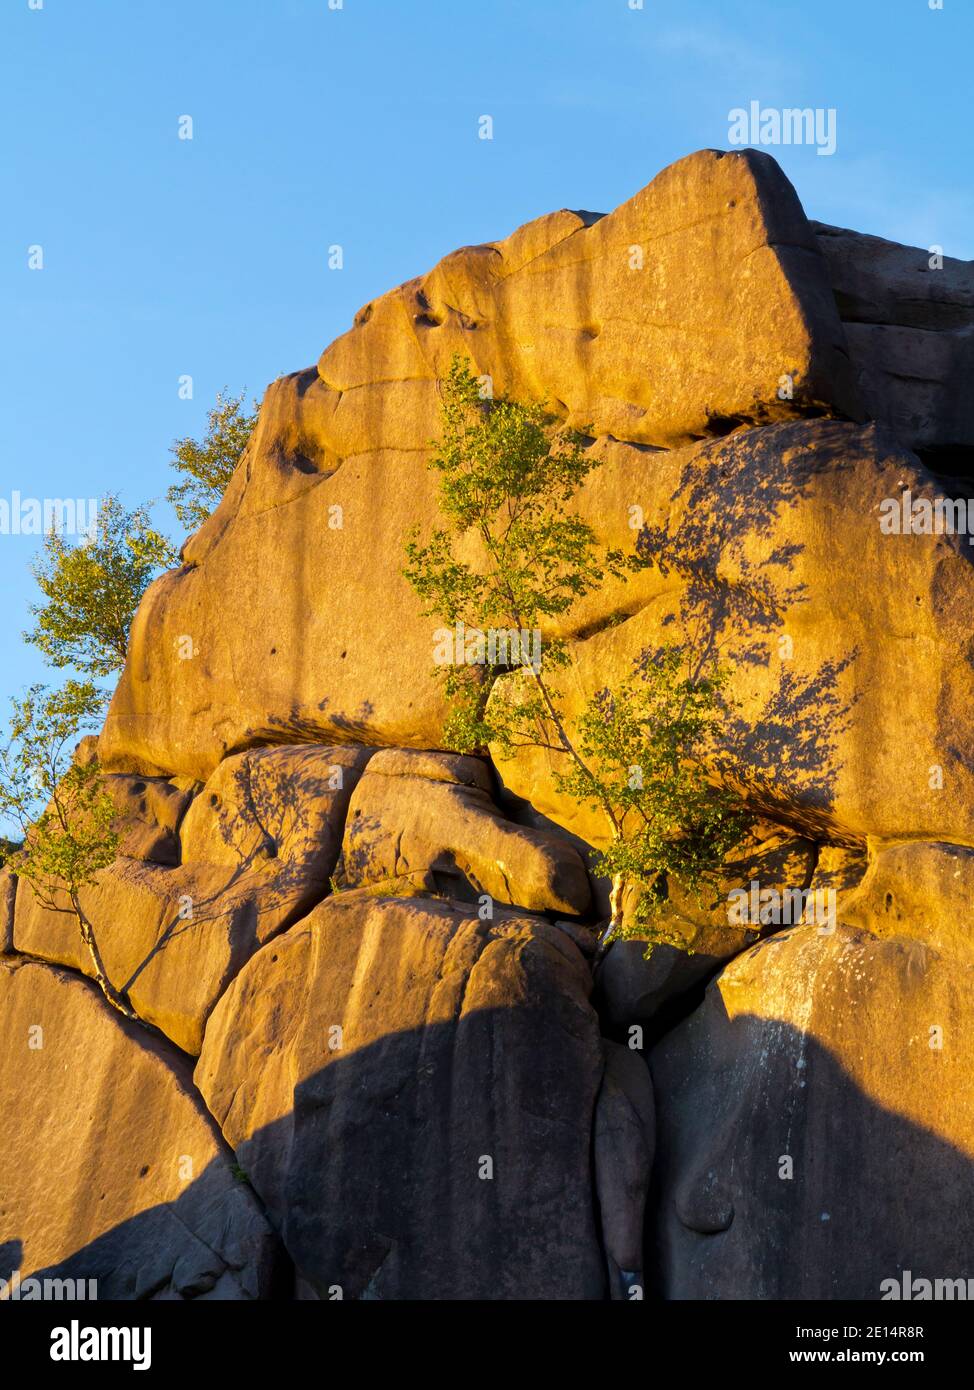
[70,891,139,1021]
[596,865,631,950]
[606,872,626,941]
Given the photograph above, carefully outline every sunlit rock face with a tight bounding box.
[7,148,974,1300]
[12,744,370,1054]
[99,148,858,784]
[488,418,974,849]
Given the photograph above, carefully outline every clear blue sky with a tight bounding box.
[1,0,971,710]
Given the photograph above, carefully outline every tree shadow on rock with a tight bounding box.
[634,421,862,834]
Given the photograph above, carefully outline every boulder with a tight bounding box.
[339,747,591,914]
[99,149,857,781]
[12,744,369,1053]
[318,147,855,450]
[813,222,974,456]
[0,957,283,1299]
[178,742,371,879]
[196,892,607,1299]
[650,842,974,1299]
[597,823,816,1029]
[491,419,974,847]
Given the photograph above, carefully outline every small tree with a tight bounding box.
[404,356,624,747]
[0,681,137,1019]
[25,494,176,678]
[167,388,258,531]
[404,358,751,946]
[554,653,751,944]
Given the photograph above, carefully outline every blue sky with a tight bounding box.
[1,0,971,711]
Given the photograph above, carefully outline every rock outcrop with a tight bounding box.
[6,147,974,1302]
[13,744,369,1053]
[99,148,859,782]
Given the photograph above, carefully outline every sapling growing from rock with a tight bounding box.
[404,356,751,948]
[0,681,137,1019]
[552,650,752,945]
[26,388,256,682]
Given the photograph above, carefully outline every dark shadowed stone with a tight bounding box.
[196,892,607,1299]
[594,1041,655,1299]
[814,222,974,453]
[650,843,974,1299]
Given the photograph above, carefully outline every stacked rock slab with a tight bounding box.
[338,747,591,914]
[812,221,974,457]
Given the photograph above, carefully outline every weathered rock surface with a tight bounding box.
[813,222,974,455]
[75,734,195,865]
[339,747,591,914]
[0,958,283,1298]
[594,1041,655,1299]
[650,842,974,1299]
[491,419,974,847]
[597,823,816,1028]
[105,773,195,865]
[318,147,855,449]
[100,149,858,781]
[196,892,607,1299]
[178,742,371,883]
[11,149,974,1303]
[13,744,368,1053]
